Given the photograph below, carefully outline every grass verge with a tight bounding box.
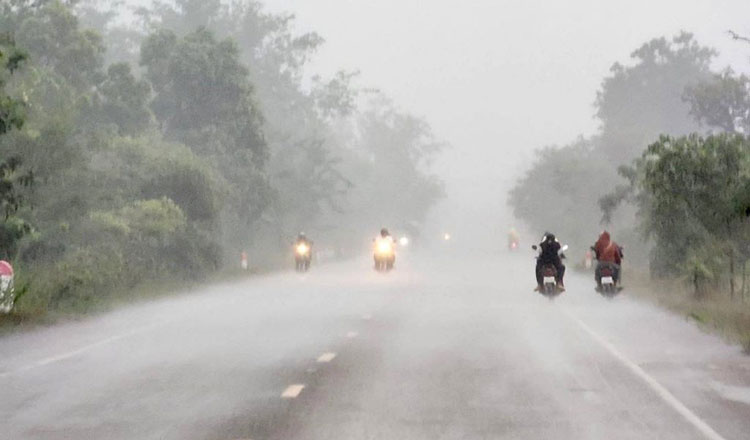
[625,269,750,354]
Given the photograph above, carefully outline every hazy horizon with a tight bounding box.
[260,0,750,241]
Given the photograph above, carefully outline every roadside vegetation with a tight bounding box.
[510,32,750,351]
[0,0,444,325]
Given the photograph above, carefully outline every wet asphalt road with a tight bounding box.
[1,250,750,440]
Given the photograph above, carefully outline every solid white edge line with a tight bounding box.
[562,308,727,440]
[281,384,305,399]
[0,323,162,379]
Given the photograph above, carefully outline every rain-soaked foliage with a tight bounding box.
[0,0,444,314]
[603,134,750,296]
[511,31,750,299]
[0,35,33,262]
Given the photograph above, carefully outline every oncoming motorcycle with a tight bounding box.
[295,242,312,272]
[374,238,395,272]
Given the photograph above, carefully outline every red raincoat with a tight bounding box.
[594,231,621,264]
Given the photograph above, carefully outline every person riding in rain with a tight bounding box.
[534,232,566,291]
[593,230,623,289]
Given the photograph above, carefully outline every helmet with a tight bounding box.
[380,228,390,237]
[298,232,306,239]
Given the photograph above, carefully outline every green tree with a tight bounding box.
[596,32,712,164]
[602,134,750,296]
[0,36,26,134]
[509,138,617,250]
[141,26,271,256]
[345,97,445,229]
[94,63,152,136]
[0,35,33,261]
[14,0,105,91]
[141,28,266,164]
[509,33,718,263]
[684,69,750,134]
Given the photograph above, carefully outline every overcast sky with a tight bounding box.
[253,0,750,236]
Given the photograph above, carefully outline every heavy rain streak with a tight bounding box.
[2,1,750,439]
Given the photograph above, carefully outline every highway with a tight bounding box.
[1,250,749,439]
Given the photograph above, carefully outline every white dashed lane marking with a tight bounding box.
[361,314,372,321]
[316,352,337,363]
[281,384,305,399]
[346,331,358,339]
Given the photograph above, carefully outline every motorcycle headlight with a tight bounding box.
[377,242,392,254]
[296,244,309,255]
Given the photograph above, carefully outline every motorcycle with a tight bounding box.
[595,262,624,297]
[508,239,520,251]
[294,242,312,272]
[532,244,568,298]
[374,238,396,271]
[591,246,624,297]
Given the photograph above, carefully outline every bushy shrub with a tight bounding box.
[17,197,219,313]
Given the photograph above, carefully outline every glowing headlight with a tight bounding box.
[399,236,409,246]
[377,242,392,253]
[444,233,451,241]
[296,244,309,255]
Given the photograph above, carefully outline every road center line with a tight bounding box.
[316,352,336,363]
[346,331,358,339]
[281,384,305,399]
[561,308,727,440]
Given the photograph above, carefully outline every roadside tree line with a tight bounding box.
[0,0,444,315]
[510,32,750,299]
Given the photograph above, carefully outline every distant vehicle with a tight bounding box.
[374,237,395,271]
[0,261,15,313]
[294,242,312,272]
[509,239,519,251]
[508,228,520,251]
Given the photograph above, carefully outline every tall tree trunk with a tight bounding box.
[742,260,747,301]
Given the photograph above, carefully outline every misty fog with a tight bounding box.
[1,1,750,439]
[265,0,750,245]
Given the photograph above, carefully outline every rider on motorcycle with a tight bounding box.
[593,230,622,288]
[295,232,313,248]
[535,232,566,291]
[375,228,395,248]
[374,228,396,269]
